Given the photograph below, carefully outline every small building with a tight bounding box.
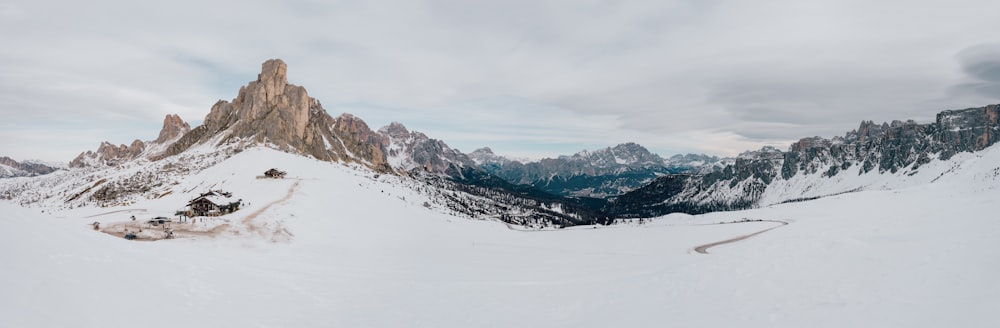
[186,191,242,217]
[264,168,287,179]
[147,217,172,226]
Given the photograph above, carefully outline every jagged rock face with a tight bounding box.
[154,114,191,144]
[69,140,146,168]
[378,121,475,177]
[0,156,59,178]
[608,104,1000,218]
[936,105,1000,157]
[155,59,390,171]
[333,114,391,170]
[69,114,188,168]
[198,59,315,151]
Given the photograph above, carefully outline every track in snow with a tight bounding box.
[84,208,148,218]
[238,180,300,242]
[243,180,300,223]
[693,220,788,254]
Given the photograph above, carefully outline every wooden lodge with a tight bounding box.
[264,168,287,179]
[185,190,242,217]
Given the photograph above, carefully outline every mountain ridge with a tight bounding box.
[468,142,727,197]
[0,156,60,178]
[607,105,1000,218]
[69,113,192,168]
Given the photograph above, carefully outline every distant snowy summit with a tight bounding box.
[0,156,60,178]
[467,143,729,197]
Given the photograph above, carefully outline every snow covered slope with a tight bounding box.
[610,106,1000,217]
[1,145,998,327]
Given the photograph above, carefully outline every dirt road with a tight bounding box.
[693,220,788,254]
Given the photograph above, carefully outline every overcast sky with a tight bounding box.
[3,0,1000,163]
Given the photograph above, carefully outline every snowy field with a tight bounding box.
[2,147,998,327]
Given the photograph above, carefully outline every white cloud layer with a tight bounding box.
[2,0,1000,162]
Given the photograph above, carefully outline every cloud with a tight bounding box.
[3,0,1000,162]
[950,43,1000,103]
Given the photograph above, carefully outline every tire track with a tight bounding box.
[693,220,788,254]
[84,208,147,218]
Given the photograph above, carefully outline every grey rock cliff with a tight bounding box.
[69,139,146,168]
[69,114,189,168]
[154,59,391,171]
[378,122,477,177]
[154,114,191,144]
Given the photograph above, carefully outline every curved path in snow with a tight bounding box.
[237,180,300,242]
[243,180,300,223]
[693,220,788,254]
[84,208,147,218]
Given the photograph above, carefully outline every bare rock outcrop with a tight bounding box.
[378,121,476,177]
[154,59,391,172]
[154,114,191,144]
[69,139,146,168]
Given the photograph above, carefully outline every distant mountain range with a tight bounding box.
[0,157,61,178]
[606,106,1000,218]
[467,144,729,197]
[4,59,998,228]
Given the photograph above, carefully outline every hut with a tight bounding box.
[186,191,241,217]
[264,168,287,179]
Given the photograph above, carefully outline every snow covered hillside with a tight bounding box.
[1,146,998,327]
[608,105,1000,218]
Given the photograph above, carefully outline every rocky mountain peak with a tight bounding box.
[566,142,662,167]
[610,142,646,153]
[738,146,783,159]
[200,58,312,143]
[609,142,660,164]
[259,59,288,98]
[378,122,411,139]
[377,121,475,176]
[70,139,146,168]
[153,59,391,172]
[790,136,831,152]
[468,147,512,166]
[154,114,191,144]
[854,120,886,143]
